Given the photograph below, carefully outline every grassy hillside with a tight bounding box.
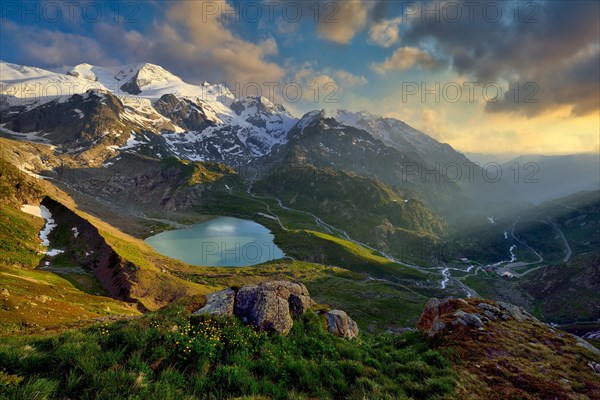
[422,298,600,400]
[0,153,207,328]
[173,259,443,332]
[0,188,139,335]
[0,302,457,400]
[253,165,445,260]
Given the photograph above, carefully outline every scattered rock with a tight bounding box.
[482,310,497,321]
[193,288,236,317]
[34,295,49,303]
[477,302,501,314]
[461,313,484,328]
[192,281,354,337]
[417,298,538,337]
[588,362,600,374]
[417,298,459,337]
[496,301,536,322]
[1,288,9,297]
[326,310,359,339]
[577,337,600,356]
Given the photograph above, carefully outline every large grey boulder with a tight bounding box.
[233,281,316,334]
[193,288,236,317]
[289,293,314,316]
[235,284,294,334]
[193,281,357,337]
[326,310,359,339]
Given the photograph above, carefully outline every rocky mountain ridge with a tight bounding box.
[1,61,468,171]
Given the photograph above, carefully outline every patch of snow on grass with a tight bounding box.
[21,204,65,256]
[46,249,65,256]
[38,205,56,247]
[20,204,43,218]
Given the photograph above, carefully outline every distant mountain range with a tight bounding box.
[500,154,600,204]
[1,61,471,170]
[1,60,597,220]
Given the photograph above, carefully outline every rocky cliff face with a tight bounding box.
[41,197,144,305]
[154,94,215,132]
[70,154,238,213]
[193,281,359,338]
[40,197,204,310]
[2,90,130,148]
[417,297,600,399]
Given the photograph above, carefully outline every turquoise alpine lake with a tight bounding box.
[144,216,285,267]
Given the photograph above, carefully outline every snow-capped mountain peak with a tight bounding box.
[331,109,468,166]
[297,110,326,130]
[1,60,468,169]
[332,109,375,126]
[1,60,57,81]
[119,63,184,95]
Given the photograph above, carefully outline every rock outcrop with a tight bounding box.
[325,309,359,339]
[589,361,600,374]
[154,94,215,132]
[193,281,358,338]
[40,197,203,311]
[416,297,600,399]
[417,297,538,337]
[193,288,236,317]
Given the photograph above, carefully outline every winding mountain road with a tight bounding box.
[241,177,489,298]
[546,217,572,262]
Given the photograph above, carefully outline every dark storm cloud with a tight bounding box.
[402,0,600,116]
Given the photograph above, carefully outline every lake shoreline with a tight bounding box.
[145,216,285,267]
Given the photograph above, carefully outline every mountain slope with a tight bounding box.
[451,190,600,326]
[0,150,214,315]
[2,62,302,166]
[500,154,600,204]
[417,297,600,399]
[253,164,445,263]
[265,111,466,211]
[333,109,469,167]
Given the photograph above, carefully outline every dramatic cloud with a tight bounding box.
[316,0,368,44]
[3,1,285,88]
[287,62,367,111]
[370,47,437,74]
[2,22,118,67]
[368,18,402,48]
[275,0,389,45]
[402,0,600,116]
[486,44,600,116]
[149,1,284,86]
